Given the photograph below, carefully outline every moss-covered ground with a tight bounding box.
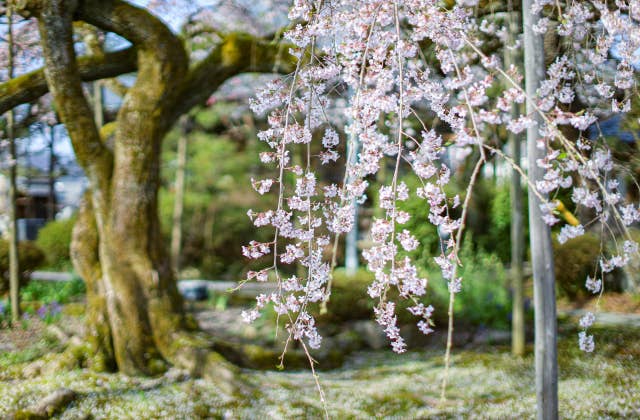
[1,307,638,418]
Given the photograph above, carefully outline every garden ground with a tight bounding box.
[1,299,639,419]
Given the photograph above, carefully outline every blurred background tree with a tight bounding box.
[160,101,274,279]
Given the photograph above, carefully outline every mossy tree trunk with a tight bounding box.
[7,0,293,377]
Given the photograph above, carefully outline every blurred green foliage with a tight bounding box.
[20,279,85,304]
[160,103,272,279]
[487,182,516,262]
[319,240,513,331]
[425,239,513,330]
[319,268,376,323]
[397,175,529,265]
[318,267,429,326]
[346,174,516,330]
[553,232,601,299]
[470,179,531,263]
[36,217,76,270]
[396,177,441,268]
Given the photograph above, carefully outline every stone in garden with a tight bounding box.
[177,279,210,301]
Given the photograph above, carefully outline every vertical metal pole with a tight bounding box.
[345,86,360,276]
[345,133,359,276]
[523,0,559,418]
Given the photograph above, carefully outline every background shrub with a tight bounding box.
[160,122,273,280]
[0,240,46,293]
[553,233,600,299]
[36,216,76,269]
[319,268,376,323]
[318,242,513,332]
[315,268,427,326]
[425,239,513,330]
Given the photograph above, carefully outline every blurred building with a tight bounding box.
[0,169,87,241]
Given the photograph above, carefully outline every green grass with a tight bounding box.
[0,346,43,369]
[20,279,85,304]
[0,335,63,370]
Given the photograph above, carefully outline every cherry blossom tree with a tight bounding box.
[241,0,640,417]
[2,0,638,417]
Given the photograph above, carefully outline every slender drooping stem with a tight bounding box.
[440,155,484,402]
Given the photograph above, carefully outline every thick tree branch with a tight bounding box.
[102,78,129,98]
[21,0,113,193]
[0,33,292,133]
[0,47,136,115]
[76,0,189,134]
[167,33,296,129]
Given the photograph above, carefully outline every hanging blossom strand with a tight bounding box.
[241,0,640,361]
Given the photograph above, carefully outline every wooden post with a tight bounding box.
[93,81,104,129]
[170,116,188,274]
[523,0,559,418]
[505,4,525,357]
[509,115,526,357]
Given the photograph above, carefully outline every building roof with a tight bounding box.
[588,114,638,144]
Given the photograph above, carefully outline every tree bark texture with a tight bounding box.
[8,0,294,377]
[523,0,559,418]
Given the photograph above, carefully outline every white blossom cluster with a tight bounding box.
[241,0,640,357]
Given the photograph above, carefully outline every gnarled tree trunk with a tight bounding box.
[71,192,115,372]
[7,0,292,377]
[30,0,198,376]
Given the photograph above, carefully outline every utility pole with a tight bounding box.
[523,0,559,418]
